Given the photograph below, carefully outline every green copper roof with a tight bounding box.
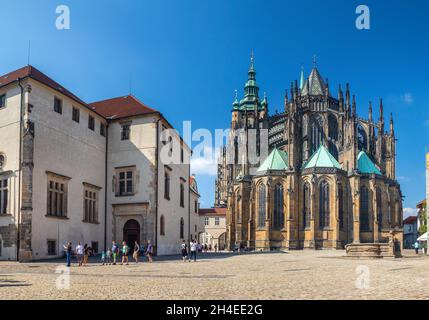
[357,151,382,175]
[257,148,289,172]
[303,145,342,170]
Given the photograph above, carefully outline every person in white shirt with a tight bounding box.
[76,242,84,266]
[189,240,197,262]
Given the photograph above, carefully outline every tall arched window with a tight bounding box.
[258,184,266,228]
[310,116,324,154]
[360,186,370,232]
[358,124,368,151]
[303,183,311,229]
[328,114,338,141]
[273,184,284,230]
[376,187,382,232]
[329,141,339,160]
[319,181,330,228]
[180,217,184,239]
[338,184,344,230]
[160,215,165,236]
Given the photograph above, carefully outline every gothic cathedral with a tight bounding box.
[215,56,403,250]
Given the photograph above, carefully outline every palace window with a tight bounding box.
[258,184,266,228]
[47,240,57,256]
[360,186,370,232]
[303,183,311,229]
[180,181,185,207]
[91,241,99,254]
[0,94,6,108]
[164,170,170,200]
[194,200,198,213]
[338,184,344,230]
[0,178,8,214]
[215,217,220,226]
[83,185,99,223]
[116,168,134,196]
[319,181,330,228]
[100,123,106,137]
[180,217,185,239]
[88,115,95,131]
[376,187,382,232]
[121,123,130,140]
[47,173,69,218]
[0,154,5,170]
[205,217,209,226]
[160,215,165,236]
[54,97,62,114]
[273,184,284,230]
[72,107,80,123]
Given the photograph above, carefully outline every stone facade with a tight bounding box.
[216,57,403,251]
[0,66,196,260]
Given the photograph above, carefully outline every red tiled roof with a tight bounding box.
[0,65,95,112]
[199,207,227,216]
[403,216,417,224]
[89,95,158,120]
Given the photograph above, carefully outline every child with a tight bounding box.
[101,251,106,265]
[106,248,112,265]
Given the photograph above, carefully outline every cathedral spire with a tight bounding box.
[299,66,304,90]
[379,98,384,133]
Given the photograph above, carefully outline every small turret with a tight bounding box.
[338,84,344,112]
[368,101,373,122]
[352,95,357,118]
[390,112,394,136]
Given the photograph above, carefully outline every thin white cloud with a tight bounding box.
[190,146,219,176]
[403,207,417,219]
[397,176,410,182]
[401,93,414,105]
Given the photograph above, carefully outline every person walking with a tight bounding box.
[121,241,129,265]
[83,244,90,266]
[146,240,153,263]
[181,240,188,262]
[414,241,420,254]
[111,241,118,265]
[75,242,83,266]
[189,239,197,262]
[63,242,72,267]
[214,243,218,253]
[133,241,140,264]
[106,247,112,265]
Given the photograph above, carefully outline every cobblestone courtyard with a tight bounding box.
[1,250,428,300]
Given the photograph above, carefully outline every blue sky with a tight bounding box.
[1,0,428,214]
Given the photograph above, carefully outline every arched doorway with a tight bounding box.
[123,219,140,245]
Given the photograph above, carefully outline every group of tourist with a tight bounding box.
[63,240,154,267]
[64,238,223,267]
[100,240,154,265]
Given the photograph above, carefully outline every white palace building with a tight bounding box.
[0,65,200,261]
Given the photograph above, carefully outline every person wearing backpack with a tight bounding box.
[146,240,153,263]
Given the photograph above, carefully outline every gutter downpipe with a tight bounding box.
[16,78,24,261]
[104,124,109,251]
[154,117,161,255]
